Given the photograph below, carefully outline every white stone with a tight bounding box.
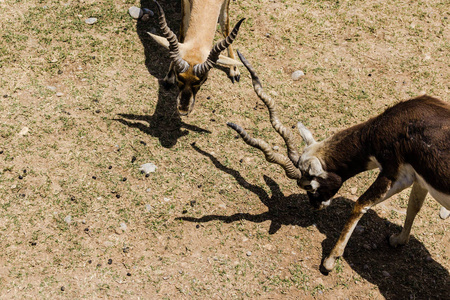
[291,70,305,81]
[64,215,72,224]
[139,163,157,174]
[439,207,450,219]
[46,86,57,91]
[18,127,29,136]
[56,92,64,97]
[128,6,143,19]
[85,17,97,25]
[119,222,127,231]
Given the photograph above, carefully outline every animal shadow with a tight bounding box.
[115,0,209,148]
[179,145,450,299]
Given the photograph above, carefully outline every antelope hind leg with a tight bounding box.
[322,175,393,273]
[219,0,240,83]
[389,183,428,247]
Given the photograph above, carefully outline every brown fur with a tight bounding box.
[320,95,450,194]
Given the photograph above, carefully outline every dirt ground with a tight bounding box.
[0,0,448,298]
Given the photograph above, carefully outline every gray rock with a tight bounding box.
[291,70,305,81]
[382,271,391,277]
[139,163,157,174]
[246,251,252,256]
[85,17,97,25]
[128,6,143,19]
[56,92,64,97]
[439,206,449,219]
[64,215,72,224]
[46,86,57,91]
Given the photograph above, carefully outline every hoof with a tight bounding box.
[319,264,330,276]
[389,233,406,248]
[322,256,335,273]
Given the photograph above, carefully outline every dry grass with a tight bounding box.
[0,0,448,298]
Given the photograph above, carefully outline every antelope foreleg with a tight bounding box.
[322,175,393,273]
[219,0,240,82]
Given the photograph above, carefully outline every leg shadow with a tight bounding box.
[179,145,450,299]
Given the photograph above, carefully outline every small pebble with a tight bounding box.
[425,256,433,262]
[108,259,112,265]
[108,166,112,169]
[145,204,152,212]
[140,141,146,146]
[18,127,29,136]
[18,175,23,180]
[246,251,252,256]
[64,215,72,224]
[60,286,65,291]
[439,207,450,219]
[139,163,157,174]
[291,70,305,81]
[196,224,200,229]
[128,6,143,19]
[123,247,130,253]
[127,272,132,276]
[116,194,121,199]
[46,86,57,91]
[131,156,136,163]
[56,92,64,97]
[88,260,92,264]
[122,177,127,182]
[85,17,97,25]
[92,176,96,180]
[382,271,391,277]
[119,222,127,231]
[84,228,89,232]
[30,241,37,246]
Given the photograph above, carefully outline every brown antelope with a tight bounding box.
[228,51,450,273]
[148,0,245,116]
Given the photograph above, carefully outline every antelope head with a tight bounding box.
[228,51,343,210]
[148,0,244,116]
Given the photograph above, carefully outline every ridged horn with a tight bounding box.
[227,123,302,180]
[237,50,301,165]
[193,18,245,77]
[153,0,189,73]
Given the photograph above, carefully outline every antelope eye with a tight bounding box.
[304,184,313,191]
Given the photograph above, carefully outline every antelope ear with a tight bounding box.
[297,122,316,146]
[309,157,324,177]
[147,33,170,49]
[216,55,243,67]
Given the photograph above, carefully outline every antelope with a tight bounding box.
[228,51,450,273]
[148,0,245,116]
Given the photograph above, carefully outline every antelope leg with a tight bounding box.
[322,175,393,272]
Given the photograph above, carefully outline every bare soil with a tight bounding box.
[0,0,448,299]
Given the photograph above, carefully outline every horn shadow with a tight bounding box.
[179,145,450,299]
[114,0,210,148]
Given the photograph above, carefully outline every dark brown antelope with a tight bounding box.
[228,51,450,273]
[148,0,244,116]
